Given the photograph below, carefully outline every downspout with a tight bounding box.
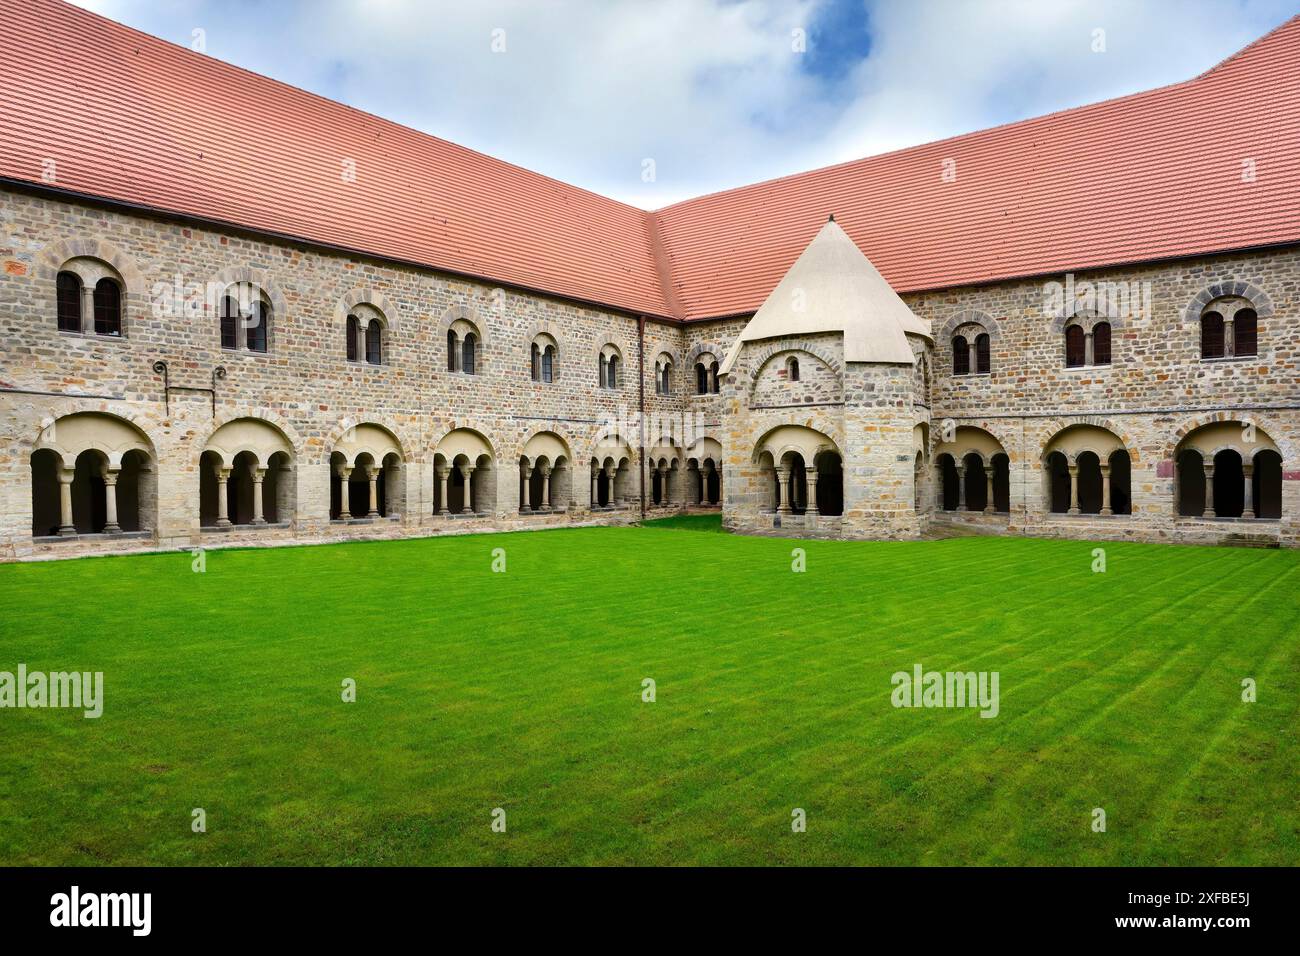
[638,315,647,519]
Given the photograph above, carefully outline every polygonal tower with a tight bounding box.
[718,217,933,539]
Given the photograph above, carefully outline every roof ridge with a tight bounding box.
[1195,11,1300,79]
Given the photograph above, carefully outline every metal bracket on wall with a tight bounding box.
[153,361,226,417]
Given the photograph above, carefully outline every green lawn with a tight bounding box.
[1,519,1298,866]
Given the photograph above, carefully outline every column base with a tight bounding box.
[460,508,473,515]
[103,522,121,533]
[250,518,267,526]
[57,526,77,537]
[438,509,450,516]
[1243,510,1255,519]
[1100,507,1113,516]
[215,518,233,528]
[1067,508,1079,515]
[367,510,380,518]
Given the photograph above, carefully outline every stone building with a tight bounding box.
[1,1,1297,560]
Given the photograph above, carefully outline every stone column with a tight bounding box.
[460,465,475,514]
[1224,318,1235,358]
[520,466,533,513]
[102,468,121,532]
[1100,464,1112,516]
[1084,331,1094,367]
[1067,464,1080,515]
[57,467,76,535]
[1203,464,1215,518]
[617,465,629,507]
[806,467,819,516]
[216,468,233,527]
[604,464,617,508]
[776,466,791,514]
[1242,462,1255,519]
[983,463,995,514]
[540,466,552,511]
[366,465,380,517]
[335,467,352,520]
[80,286,94,333]
[700,463,711,505]
[436,466,450,515]
[251,467,268,525]
[590,468,597,508]
[955,464,967,511]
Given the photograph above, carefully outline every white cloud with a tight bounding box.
[70,0,1296,207]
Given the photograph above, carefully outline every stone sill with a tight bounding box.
[518,507,570,516]
[200,522,291,533]
[34,530,151,542]
[345,360,387,370]
[1061,364,1113,372]
[431,512,487,520]
[1044,512,1125,519]
[1199,355,1258,364]
[57,329,127,343]
[330,515,401,525]
[220,348,272,359]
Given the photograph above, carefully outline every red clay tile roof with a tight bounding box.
[2,0,1298,323]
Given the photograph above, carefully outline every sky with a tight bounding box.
[72,0,1297,208]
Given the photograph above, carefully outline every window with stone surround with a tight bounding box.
[952,335,970,375]
[54,258,125,337]
[531,333,558,383]
[599,343,622,389]
[694,352,719,394]
[654,353,673,395]
[219,282,272,353]
[952,322,990,375]
[1198,297,1259,361]
[447,318,481,374]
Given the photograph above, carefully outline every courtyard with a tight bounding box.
[0,518,1296,866]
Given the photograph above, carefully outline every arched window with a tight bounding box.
[447,330,457,371]
[974,333,990,374]
[542,344,555,383]
[92,279,122,336]
[787,357,800,382]
[695,362,708,394]
[56,271,82,332]
[246,302,268,352]
[461,332,477,374]
[365,319,382,364]
[952,335,969,375]
[346,315,359,362]
[655,359,672,395]
[1234,309,1257,357]
[606,354,619,389]
[1201,311,1225,358]
[1092,322,1111,365]
[531,342,541,381]
[709,361,719,393]
[1065,325,1086,367]
[220,296,239,350]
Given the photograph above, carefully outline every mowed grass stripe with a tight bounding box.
[1,519,1297,865]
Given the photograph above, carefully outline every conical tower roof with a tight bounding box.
[720,219,929,373]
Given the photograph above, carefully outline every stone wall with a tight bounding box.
[2,184,1297,558]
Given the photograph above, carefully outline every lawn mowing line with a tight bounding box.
[815,556,1267,852]
[961,630,1247,865]
[1136,563,1300,851]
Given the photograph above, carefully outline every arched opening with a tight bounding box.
[1253,450,1282,519]
[937,454,959,511]
[1212,449,1245,518]
[787,356,800,382]
[346,314,360,361]
[56,271,82,332]
[365,319,382,364]
[1075,451,1103,514]
[815,450,844,517]
[221,295,239,350]
[1065,325,1086,367]
[93,279,122,336]
[1201,311,1225,358]
[1107,449,1131,515]
[992,453,1010,513]
[1176,449,1206,517]
[30,448,62,536]
[202,418,293,527]
[962,453,988,512]
[1046,451,1071,513]
[1093,322,1112,365]
[70,450,108,533]
[447,329,457,371]
[952,335,969,375]
[974,333,990,374]
[461,331,477,374]
[245,302,268,352]
[1234,309,1257,357]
